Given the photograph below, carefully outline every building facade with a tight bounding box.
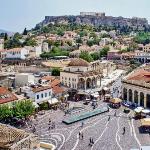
[60,58,103,91]
[122,67,150,108]
[22,85,52,104]
[6,48,29,60]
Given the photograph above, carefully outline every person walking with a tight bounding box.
[81,133,83,140]
[81,122,84,127]
[89,137,92,146]
[108,116,110,121]
[79,132,81,139]
[114,111,117,117]
[92,138,94,144]
[123,127,126,135]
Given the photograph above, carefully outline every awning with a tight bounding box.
[110,98,122,104]
[134,108,142,113]
[141,118,150,126]
[33,102,39,108]
[105,94,111,98]
[48,98,59,105]
[64,94,69,97]
[103,87,109,91]
[141,109,150,114]
[134,107,144,113]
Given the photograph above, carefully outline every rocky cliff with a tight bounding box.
[36,14,149,30]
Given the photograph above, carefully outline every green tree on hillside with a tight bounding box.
[23,28,28,35]
[51,68,60,76]
[79,51,93,62]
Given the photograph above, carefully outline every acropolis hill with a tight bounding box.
[36,12,149,30]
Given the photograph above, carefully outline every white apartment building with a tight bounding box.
[22,85,52,104]
[6,48,29,60]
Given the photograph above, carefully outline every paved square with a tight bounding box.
[25,101,150,150]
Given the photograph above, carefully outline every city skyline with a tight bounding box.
[0,0,150,32]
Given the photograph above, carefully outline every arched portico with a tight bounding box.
[134,90,138,104]
[128,89,132,102]
[140,92,144,107]
[123,88,127,101]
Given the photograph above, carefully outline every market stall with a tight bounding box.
[110,98,122,108]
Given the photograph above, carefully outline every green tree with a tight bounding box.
[100,47,110,57]
[4,33,8,41]
[91,52,100,60]
[23,38,37,46]
[23,28,28,35]
[0,104,12,120]
[87,39,94,47]
[51,68,60,76]
[79,51,93,62]
[13,100,35,119]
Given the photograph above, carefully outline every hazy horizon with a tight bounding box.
[1,0,150,32]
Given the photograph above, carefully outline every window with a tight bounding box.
[41,93,44,98]
[45,93,47,97]
[69,78,70,80]
[37,95,39,99]
[49,92,51,96]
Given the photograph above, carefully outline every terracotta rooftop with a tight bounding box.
[32,86,51,93]
[127,69,150,83]
[51,79,61,88]
[52,86,65,95]
[68,58,89,67]
[41,76,55,81]
[0,87,18,104]
[7,48,22,52]
[0,123,32,149]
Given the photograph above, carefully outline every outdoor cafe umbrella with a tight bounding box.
[110,98,122,104]
[141,109,150,114]
[134,107,144,113]
[141,118,150,126]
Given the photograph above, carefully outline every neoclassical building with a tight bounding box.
[60,58,103,91]
[122,67,150,108]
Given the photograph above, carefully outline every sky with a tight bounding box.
[0,0,150,32]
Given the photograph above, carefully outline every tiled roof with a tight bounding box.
[0,123,31,149]
[32,86,51,93]
[52,86,65,94]
[41,76,55,81]
[7,48,22,52]
[127,69,150,83]
[68,58,89,67]
[51,79,61,88]
[0,87,18,104]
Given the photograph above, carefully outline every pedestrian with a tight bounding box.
[79,132,81,139]
[89,137,92,146]
[81,133,83,140]
[81,122,84,127]
[114,111,117,116]
[108,116,110,121]
[92,138,94,144]
[123,127,126,135]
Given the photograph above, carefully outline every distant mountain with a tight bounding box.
[0,29,14,36]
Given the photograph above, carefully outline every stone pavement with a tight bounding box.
[24,101,150,150]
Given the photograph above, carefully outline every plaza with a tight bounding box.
[25,100,150,150]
